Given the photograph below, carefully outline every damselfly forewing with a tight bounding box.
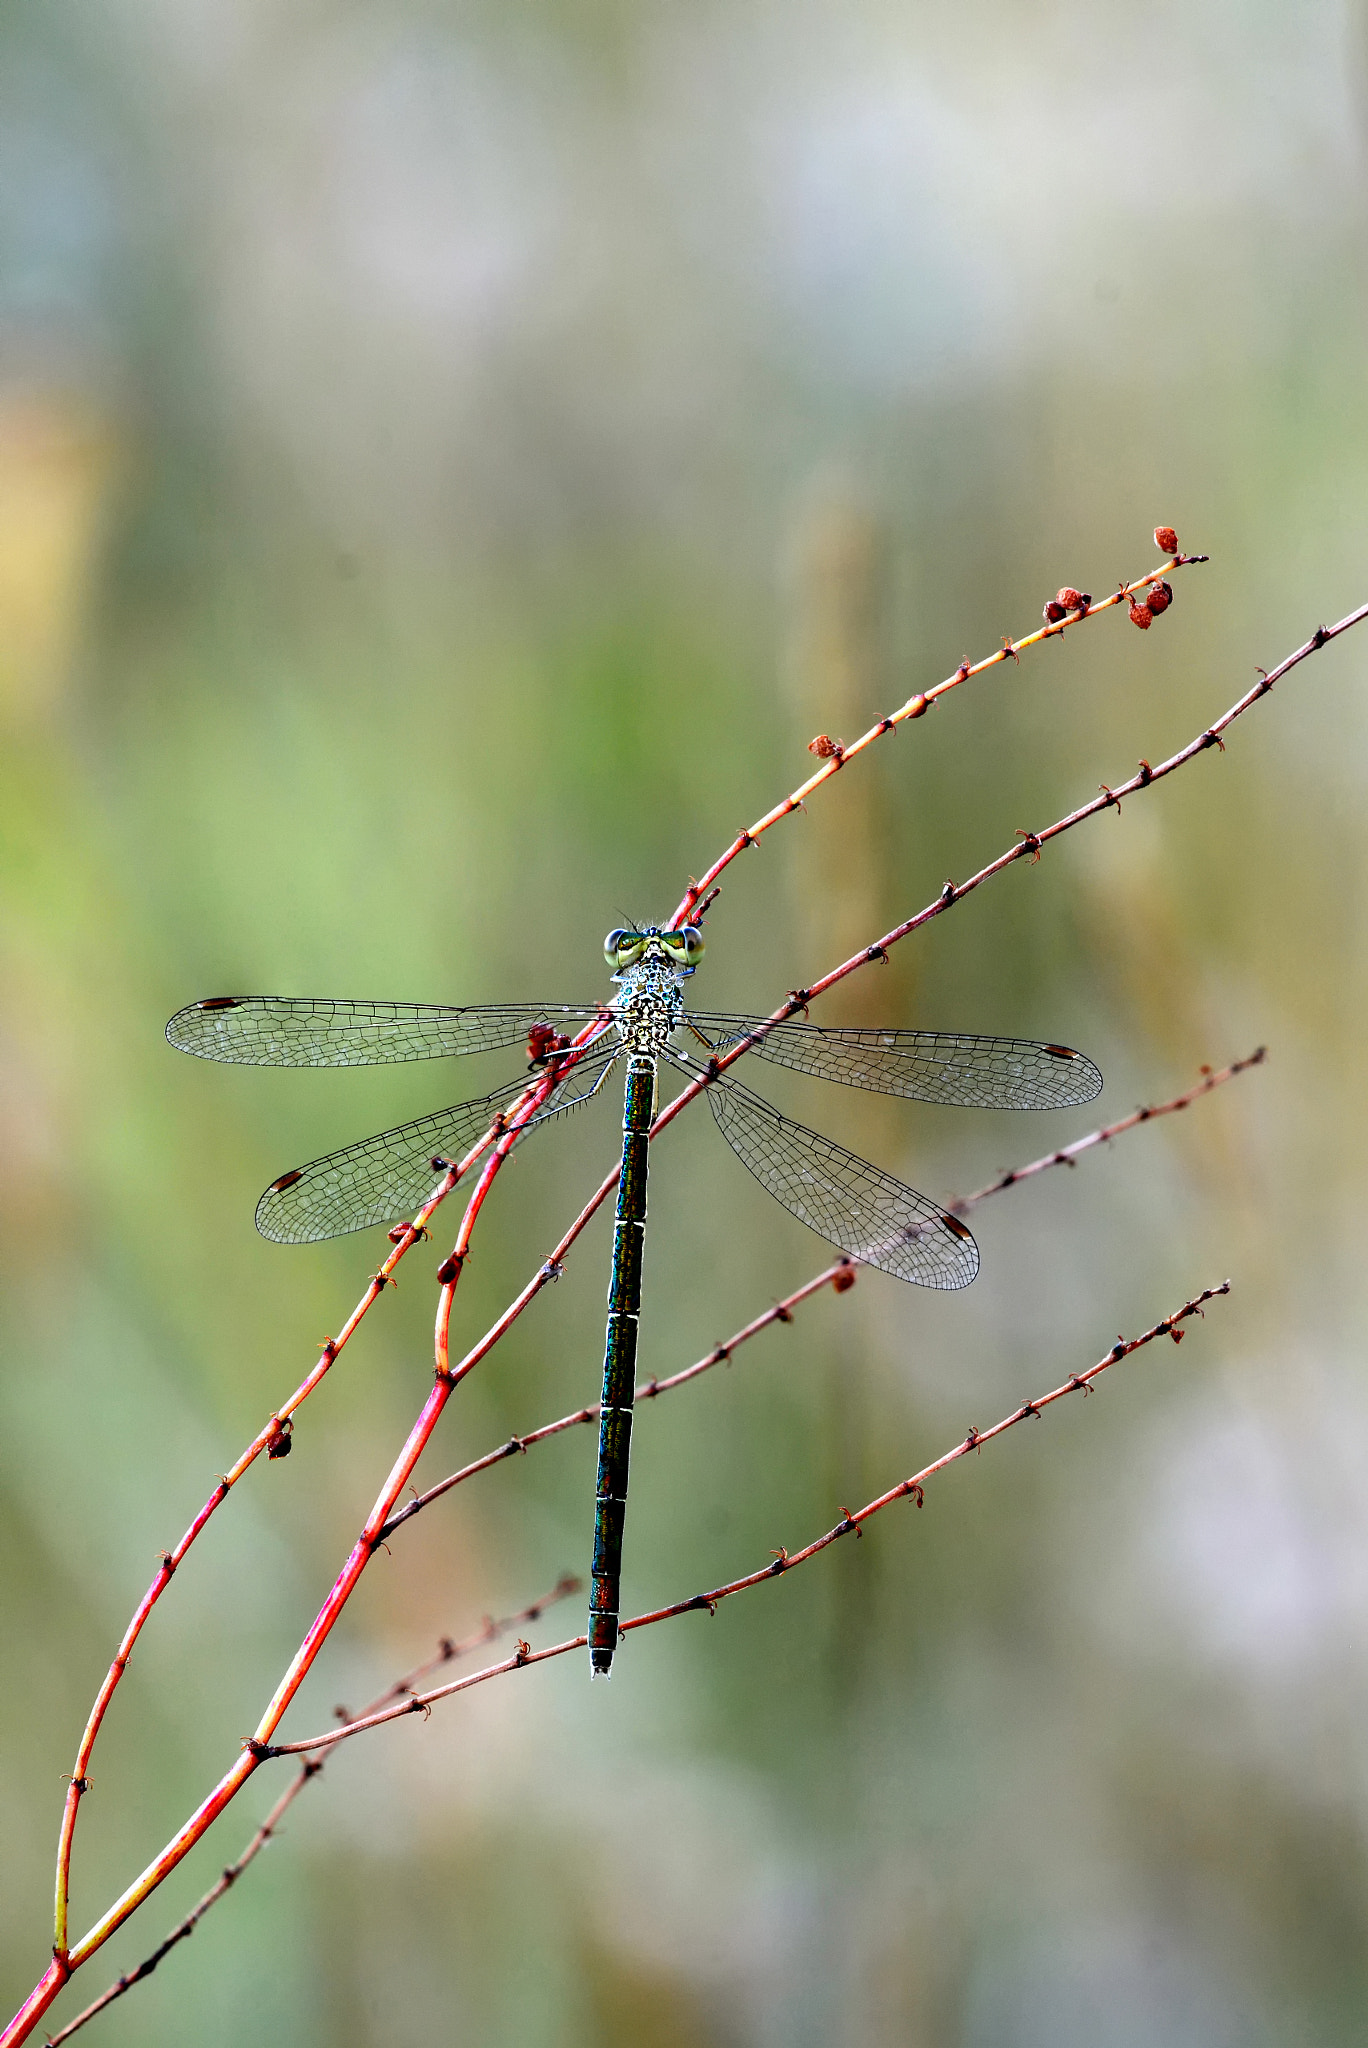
[167,927,1101,1675]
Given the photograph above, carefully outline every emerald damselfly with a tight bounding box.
[167,926,1101,1675]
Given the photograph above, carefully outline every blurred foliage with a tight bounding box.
[3,2,1368,2044]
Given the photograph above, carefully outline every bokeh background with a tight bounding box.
[3,3,1368,2043]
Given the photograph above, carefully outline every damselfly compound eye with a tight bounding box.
[605,930,649,971]
[658,926,705,969]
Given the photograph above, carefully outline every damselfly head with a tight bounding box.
[604,926,705,975]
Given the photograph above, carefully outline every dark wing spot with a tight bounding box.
[269,1169,304,1192]
[943,1214,975,1241]
[198,997,242,1011]
[1043,1044,1078,1060]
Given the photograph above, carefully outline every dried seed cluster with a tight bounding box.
[1044,528,1181,635]
[1129,579,1174,631]
[1129,525,1181,629]
[1043,586,1091,625]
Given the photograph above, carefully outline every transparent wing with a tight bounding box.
[683,1014,1101,1111]
[167,996,609,1067]
[256,1054,617,1244]
[680,1060,978,1289]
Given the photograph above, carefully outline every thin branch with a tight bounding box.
[68,1050,1255,2027]
[48,1015,613,1959]
[351,1574,581,1721]
[52,539,1166,1955]
[949,1046,1268,1212]
[384,1261,859,1537]
[9,582,1356,2046]
[266,1283,1229,1758]
[386,1046,1262,1540]
[657,608,1368,1121]
[43,1580,580,2047]
[36,532,1217,1964]
[668,544,1208,927]
[44,1766,320,2048]
[432,597,1360,1409]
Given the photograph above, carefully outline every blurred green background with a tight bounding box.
[3,3,1368,2043]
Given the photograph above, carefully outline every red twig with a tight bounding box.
[60,1038,1250,2024]
[49,1037,1250,2029]
[43,1580,580,2047]
[7,578,1357,2046]
[949,1047,1268,1212]
[648,608,1366,1140]
[262,1284,1229,1758]
[384,1262,860,1538]
[47,1013,614,1964]
[55,592,1332,2000]
[668,545,1209,928]
[41,1030,609,2001]
[386,1045,1261,1539]
[424,603,1357,1411]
